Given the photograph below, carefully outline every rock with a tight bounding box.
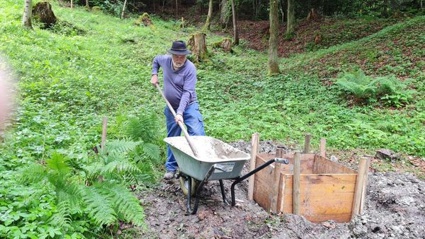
[375,149,400,161]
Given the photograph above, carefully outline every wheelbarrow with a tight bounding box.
[164,136,289,215]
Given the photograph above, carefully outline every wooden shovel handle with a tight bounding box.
[155,84,199,157]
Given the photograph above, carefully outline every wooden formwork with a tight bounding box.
[248,133,369,223]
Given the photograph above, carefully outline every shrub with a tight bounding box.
[336,70,415,107]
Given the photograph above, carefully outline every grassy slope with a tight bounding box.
[0,1,424,236]
[0,0,424,163]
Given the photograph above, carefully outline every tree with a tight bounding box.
[231,0,239,44]
[22,0,32,29]
[203,0,214,30]
[286,0,295,35]
[268,0,280,75]
[175,0,179,18]
[219,0,230,28]
[121,0,128,19]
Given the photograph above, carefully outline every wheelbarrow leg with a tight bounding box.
[230,158,289,206]
[219,179,229,205]
[186,165,216,215]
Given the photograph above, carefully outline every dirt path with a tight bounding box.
[137,141,425,239]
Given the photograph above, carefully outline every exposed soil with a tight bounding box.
[220,17,400,58]
[137,141,425,238]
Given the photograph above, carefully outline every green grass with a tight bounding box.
[0,0,424,237]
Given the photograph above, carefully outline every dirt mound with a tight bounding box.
[137,141,425,238]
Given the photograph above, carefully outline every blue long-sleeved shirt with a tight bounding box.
[152,55,198,115]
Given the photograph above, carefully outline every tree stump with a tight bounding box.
[135,13,152,26]
[33,2,57,29]
[187,33,208,62]
[306,8,321,21]
[212,38,233,53]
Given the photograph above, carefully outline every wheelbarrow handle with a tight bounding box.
[155,84,199,157]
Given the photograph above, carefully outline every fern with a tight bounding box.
[46,152,71,176]
[335,70,414,107]
[18,151,149,231]
[103,139,140,156]
[82,184,117,226]
[102,182,146,227]
[15,120,161,232]
[336,69,377,102]
[101,155,141,175]
[49,200,72,227]
[125,112,163,144]
[19,163,46,183]
[56,183,84,214]
[140,142,161,164]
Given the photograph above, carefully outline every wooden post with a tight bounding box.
[352,158,367,219]
[276,147,283,158]
[359,158,370,214]
[303,134,311,153]
[101,117,108,152]
[293,152,301,215]
[248,133,259,200]
[320,138,326,158]
[270,147,283,213]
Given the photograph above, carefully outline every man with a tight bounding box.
[151,40,206,180]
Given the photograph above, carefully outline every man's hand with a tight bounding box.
[151,74,158,86]
[175,113,183,123]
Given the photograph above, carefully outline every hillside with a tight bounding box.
[0,1,424,238]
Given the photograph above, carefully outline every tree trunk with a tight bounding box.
[203,0,213,30]
[286,0,295,35]
[268,0,280,75]
[121,0,128,19]
[187,32,208,62]
[231,0,239,45]
[219,0,230,29]
[22,0,32,29]
[175,0,179,18]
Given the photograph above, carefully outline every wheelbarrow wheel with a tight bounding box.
[179,176,197,196]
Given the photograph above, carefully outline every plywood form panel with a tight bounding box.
[253,153,358,223]
[313,155,357,174]
[281,174,357,222]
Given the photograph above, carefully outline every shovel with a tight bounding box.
[155,84,199,157]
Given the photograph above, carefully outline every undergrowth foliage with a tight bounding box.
[1,110,162,238]
[0,0,424,237]
[11,138,153,237]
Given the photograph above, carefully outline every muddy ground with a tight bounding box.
[137,141,425,239]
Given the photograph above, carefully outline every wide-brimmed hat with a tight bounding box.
[167,40,191,55]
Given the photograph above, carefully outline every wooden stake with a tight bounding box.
[248,133,259,201]
[293,152,301,215]
[279,174,287,213]
[303,134,311,153]
[359,158,370,214]
[320,138,326,158]
[352,158,367,219]
[101,116,108,151]
[271,147,283,213]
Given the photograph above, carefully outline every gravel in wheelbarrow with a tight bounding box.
[164,136,251,181]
